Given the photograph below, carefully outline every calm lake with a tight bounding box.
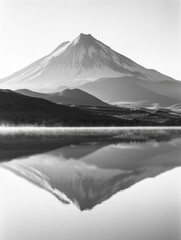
[0,127,181,240]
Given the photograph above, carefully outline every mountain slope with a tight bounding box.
[15,89,48,99]
[0,33,180,107]
[0,89,129,126]
[1,89,180,126]
[16,88,110,107]
[0,33,177,92]
[51,88,109,106]
[78,77,180,106]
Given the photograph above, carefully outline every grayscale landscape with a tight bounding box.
[0,33,180,126]
[0,0,180,240]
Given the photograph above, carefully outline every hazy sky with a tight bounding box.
[0,0,180,80]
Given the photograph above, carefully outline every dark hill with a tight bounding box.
[16,88,109,107]
[0,89,180,126]
[0,89,130,126]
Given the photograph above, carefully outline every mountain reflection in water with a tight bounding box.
[0,129,181,211]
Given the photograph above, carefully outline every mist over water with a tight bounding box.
[0,128,180,240]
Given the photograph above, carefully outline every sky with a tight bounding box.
[0,0,180,80]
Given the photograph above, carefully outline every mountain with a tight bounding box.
[0,89,131,126]
[78,77,181,107]
[0,33,180,107]
[0,89,180,126]
[15,89,48,99]
[50,88,109,107]
[16,88,109,107]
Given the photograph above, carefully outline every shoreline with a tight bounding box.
[0,126,181,135]
[0,126,181,130]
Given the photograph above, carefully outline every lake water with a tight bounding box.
[0,128,181,240]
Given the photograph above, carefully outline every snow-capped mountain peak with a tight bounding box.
[0,33,176,92]
[72,33,95,45]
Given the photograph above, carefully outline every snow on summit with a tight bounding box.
[0,33,175,92]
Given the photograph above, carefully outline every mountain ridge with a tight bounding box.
[0,33,180,108]
[1,88,181,126]
[16,88,110,107]
[78,77,181,106]
[0,89,128,126]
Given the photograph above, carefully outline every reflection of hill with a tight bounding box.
[49,143,107,160]
[1,129,181,162]
[1,137,181,211]
[0,136,90,162]
[75,141,180,170]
